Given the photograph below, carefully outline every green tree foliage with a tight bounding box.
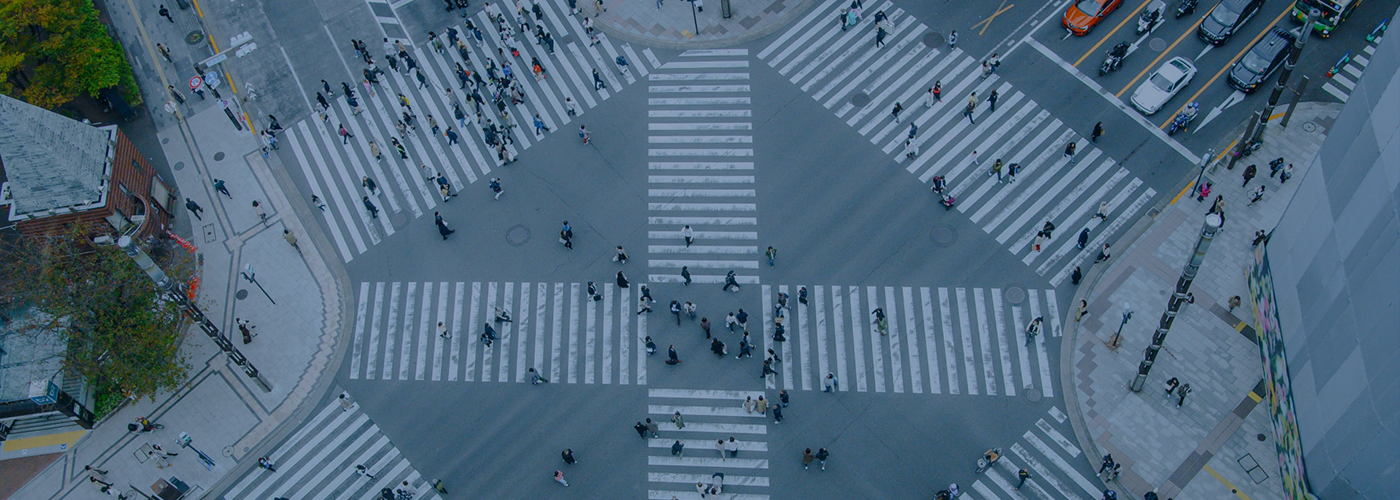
[1,226,188,401]
[0,0,142,109]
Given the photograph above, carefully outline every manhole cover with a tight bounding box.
[390,212,410,228]
[851,92,871,107]
[1301,122,1317,133]
[1149,38,1167,51]
[931,225,957,247]
[162,137,170,144]
[213,152,225,161]
[235,289,249,300]
[923,31,944,47]
[1005,287,1026,305]
[222,446,235,457]
[506,224,531,246]
[173,161,185,171]
[1025,388,1042,402]
[185,31,205,45]
[1256,433,1267,442]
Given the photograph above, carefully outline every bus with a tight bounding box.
[1293,0,1363,37]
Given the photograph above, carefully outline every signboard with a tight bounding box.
[188,75,203,91]
[1249,245,1315,500]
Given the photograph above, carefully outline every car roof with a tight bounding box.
[1159,57,1194,78]
[1254,27,1297,52]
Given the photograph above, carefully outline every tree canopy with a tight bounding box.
[2,226,188,400]
[0,0,142,109]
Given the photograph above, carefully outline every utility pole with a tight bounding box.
[1129,214,1221,392]
[1108,302,1132,350]
[1191,148,1214,195]
[1250,8,1320,146]
[118,236,272,392]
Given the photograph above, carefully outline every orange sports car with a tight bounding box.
[1063,0,1125,35]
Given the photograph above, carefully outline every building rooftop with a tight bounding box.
[0,94,114,218]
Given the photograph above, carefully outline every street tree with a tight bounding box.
[0,0,142,109]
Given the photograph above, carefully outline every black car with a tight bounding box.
[1198,0,1265,45]
[1229,27,1296,92]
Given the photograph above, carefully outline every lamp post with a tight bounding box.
[1109,302,1132,350]
[1129,213,1221,392]
[1250,9,1320,146]
[1191,148,1214,195]
[241,263,275,304]
[687,0,699,35]
[117,236,271,392]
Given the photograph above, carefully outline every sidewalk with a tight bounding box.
[590,0,820,48]
[6,3,350,494]
[1062,102,1339,500]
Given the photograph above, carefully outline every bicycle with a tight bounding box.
[975,447,1002,474]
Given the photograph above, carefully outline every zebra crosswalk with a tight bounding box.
[758,0,1156,286]
[283,1,659,263]
[347,280,1059,398]
[1322,35,1383,103]
[963,406,1102,500]
[759,285,1059,397]
[645,388,772,500]
[221,392,440,500]
[645,49,760,286]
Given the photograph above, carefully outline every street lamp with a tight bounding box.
[117,236,271,392]
[241,263,275,304]
[1130,213,1221,392]
[1109,302,1132,350]
[686,0,700,35]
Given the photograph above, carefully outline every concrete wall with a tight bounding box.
[1264,9,1400,500]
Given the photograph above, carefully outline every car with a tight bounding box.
[1131,57,1197,114]
[1063,0,1125,36]
[1198,0,1266,45]
[1229,27,1296,93]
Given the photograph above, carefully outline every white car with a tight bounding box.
[1131,57,1197,115]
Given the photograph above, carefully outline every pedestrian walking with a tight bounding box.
[257,456,277,472]
[761,359,777,381]
[614,245,629,263]
[723,270,740,292]
[252,200,268,226]
[1242,163,1257,187]
[1094,200,1109,220]
[779,389,789,407]
[765,246,777,266]
[638,296,653,315]
[1176,383,1192,407]
[816,448,829,470]
[667,345,680,364]
[1071,265,1083,285]
[736,309,749,331]
[670,300,682,325]
[1094,243,1112,263]
[969,150,979,166]
[283,229,300,252]
[681,266,692,285]
[436,213,456,240]
[1163,377,1180,397]
[1228,295,1242,311]
[339,124,355,144]
[156,42,173,62]
[824,373,838,392]
[755,395,769,415]
[356,464,376,479]
[672,411,685,429]
[803,448,815,469]
[554,470,568,487]
[964,92,978,123]
[533,113,551,136]
[989,159,1003,181]
[579,125,590,144]
[1248,185,1266,205]
[593,68,606,89]
[529,367,549,384]
[1024,317,1042,345]
[85,466,112,487]
[1064,141,1077,164]
[363,196,380,218]
[1091,121,1104,142]
[158,4,174,22]
[681,225,695,247]
[875,24,887,48]
[489,177,503,199]
[701,317,711,338]
[616,270,629,288]
[726,437,740,457]
[987,89,998,111]
[167,85,186,105]
[948,30,957,48]
[799,286,809,305]
[670,440,685,457]
[1016,469,1032,489]
[1098,454,1116,476]
[1074,299,1089,321]
[1279,163,1293,183]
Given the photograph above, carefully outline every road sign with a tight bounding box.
[188,75,203,91]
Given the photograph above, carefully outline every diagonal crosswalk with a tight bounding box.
[1321,35,1383,103]
[347,281,1059,398]
[282,1,659,263]
[644,389,771,500]
[645,49,761,286]
[758,0,1157,285]
[221,391,441,500]
[963,406,1102,500]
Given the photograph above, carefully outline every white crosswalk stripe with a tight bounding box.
[1322,36,1383,102]
[279,1,657,263]
[759,6,1158,285]
[644,389,773,499]
[962,406,1099,500]
[221,392,441,500]
[646,50,761,286]
[348,281,647,385]
[755,285,1056,396]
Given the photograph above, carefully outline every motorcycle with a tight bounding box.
[1138,0,1165,34]
[1167,102,1199,135]
[975,448,1002,474]
[1175,0,1197,18]
[931,176,955,210]
[1099,41,1131,76]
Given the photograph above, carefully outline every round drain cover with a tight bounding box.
[923,31,944,47]
[1302,122,1317,133]
[1257,433,1267,442]
[213,152,225,161]
[1026,388,1042,402]
[851,92,871,107]
[390,212,410,228]
[173,161,185,171]
[235,289,249,300]
[506,224,531,246]
[1005,287,1026,305]
[186,31,205,45]
[1149,38,1167,52]
[931,225,957,247]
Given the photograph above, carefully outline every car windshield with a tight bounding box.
[1076,0,1104,14]
[1241,50,1272,73]
[1209,4,1240,25]
[1150,73,1176,90]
